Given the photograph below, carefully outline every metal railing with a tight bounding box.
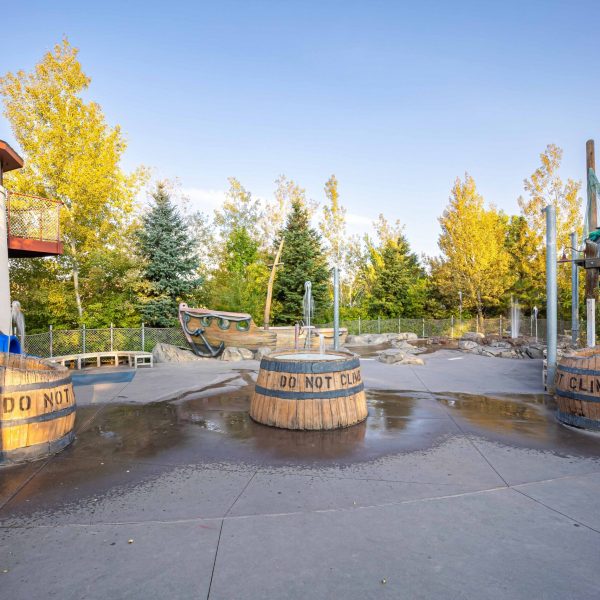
[24,324,187,358]
[318,316,577,343]
[22,317,580,358]
[6,191,62,243]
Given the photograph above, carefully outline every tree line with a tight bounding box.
[0,41,583,333]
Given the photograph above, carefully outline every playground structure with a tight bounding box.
[552,139,600,430]
[0,139,76,465]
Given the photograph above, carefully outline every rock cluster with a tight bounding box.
[346,332,418,346]
[152,343,210,363]
[220,347,254,361]
[152,343,273,363]
[456,333,571,359]
[377,348,425,366]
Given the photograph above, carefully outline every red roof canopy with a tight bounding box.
[0,140,24,174]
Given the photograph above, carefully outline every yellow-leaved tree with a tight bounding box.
[0,39,146,322]
[517,144,582,315]
[432,174,512,319]
[320,175,347,267]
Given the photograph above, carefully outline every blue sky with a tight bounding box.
[2,0,599,256]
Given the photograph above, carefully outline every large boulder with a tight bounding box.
[391,340,426,354]
[254,346,272,361]
[397,332,419,341]
[400,356,425,366]
[525,345,544,359]
[458,340,479,351]
[461,332,485,342]
[488,340,512,349]
[152,343,208,363]
[346,333,391,346]
[377,349,406,364]
[220,347,255,361]
[377,349,425,365]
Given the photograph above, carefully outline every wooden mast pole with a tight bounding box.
[263,238,284,330]
[585,140,599,301]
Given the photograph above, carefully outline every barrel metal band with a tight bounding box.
[0,405,76,428]
[0,430,75,465]
[0,376,72,394]
[555,388,600,403]
[254,383,364,400]
[556,411,600,430]
[259,358,359,374]
[557,365,600,377]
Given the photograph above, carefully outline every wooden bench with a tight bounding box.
[50,351,154,370]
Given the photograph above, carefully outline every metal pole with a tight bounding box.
[499,315,502,337]
[451,315,454,338]
[358,316,361,335]
[82,324,86,355]
[110,322,114,352]
[571,231,579,345]
[422,318,425,339]
[378,316,381,334]
[49,324,53,358]
[587,299,596,347]
[141,322,145,351]
[333,266,340,351]
[545,205,557,391]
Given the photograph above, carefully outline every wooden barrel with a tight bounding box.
[250,350,367,430]
[1,353,76,465]
[555,349,600,431]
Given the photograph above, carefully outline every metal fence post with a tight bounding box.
[378,316,381,334]
[358,317,361,335]
[110,322,114,352]
[451,315,454,338]
[587,299,595,348]
[499,315,502,337]
[141,322,145,351]
[49,324,53,358]
[422,318,425,338]
[82,324,86,354]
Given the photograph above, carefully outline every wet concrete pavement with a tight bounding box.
[1,351,599,599]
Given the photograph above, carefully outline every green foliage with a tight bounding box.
[1,39,146,322]
[365,233,427,318]
[207,227,270,323]
[273,200,330,324]
[432,174,512,318]
[137,183,200,326]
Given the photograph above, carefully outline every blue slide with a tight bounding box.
[0,333,21,353]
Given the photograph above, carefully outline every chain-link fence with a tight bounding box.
[318,316,577,342]
[22,317,581,358]
[23,325,187,358]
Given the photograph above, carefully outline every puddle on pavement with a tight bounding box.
[20,384,598,472]
[2,384,599,491]
[2,385,599,519]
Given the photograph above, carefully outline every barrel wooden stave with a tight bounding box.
[250,351,367,430]
[555,350,600,430]
[1,353,76,465]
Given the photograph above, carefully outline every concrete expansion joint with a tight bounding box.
[511,487,600,535]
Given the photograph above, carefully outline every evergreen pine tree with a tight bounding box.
[137,183,200,326]
[273,200,330,324]
[368,234,426,318]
